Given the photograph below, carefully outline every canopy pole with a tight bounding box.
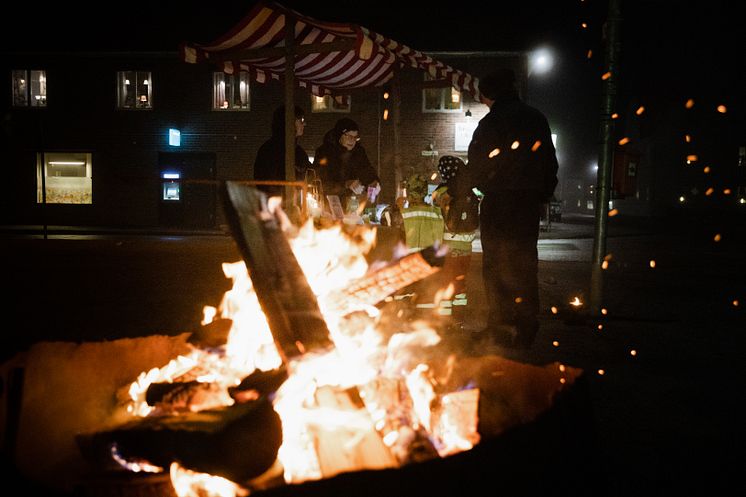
[391,67,402,200]
[284,15,296,202]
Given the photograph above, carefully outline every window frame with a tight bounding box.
[116,70,153,110]
[212,71,251,111]
[422,74,462,113]
[36,151,93,205]
[310,94,351,113]
[11,69,47,108]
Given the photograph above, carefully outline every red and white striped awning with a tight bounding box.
[181,1,481,100]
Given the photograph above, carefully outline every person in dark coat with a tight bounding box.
[253,105,311,197]
[314,117,380,210]
[459,68,559,349]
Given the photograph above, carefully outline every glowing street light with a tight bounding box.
[529,47,555,76]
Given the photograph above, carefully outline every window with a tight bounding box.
[422,74,462,112]
[213,71,250,110]
[311,94,351,113]
[117,71,152,109]
[12,69,47,107]
[36,152,93,204]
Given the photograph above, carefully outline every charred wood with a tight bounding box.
[222,181,333,360]
[229,366,289,402]
[188,318,233,349]
[76,397,282,485]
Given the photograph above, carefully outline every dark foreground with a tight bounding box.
[2,212,744,496]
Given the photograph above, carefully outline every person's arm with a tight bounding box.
[252,142,270,180]
[315,145,344,196]
[354,146,380,187]
[459,123,491,197]
[295,146,312,177]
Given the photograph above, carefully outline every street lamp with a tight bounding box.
[529,47,555,76]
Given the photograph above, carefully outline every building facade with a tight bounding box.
[2,50,526,230]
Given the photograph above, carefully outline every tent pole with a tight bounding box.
[391,67,402,200]
[284,15,296,204]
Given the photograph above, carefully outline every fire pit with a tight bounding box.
[1,183,595,497]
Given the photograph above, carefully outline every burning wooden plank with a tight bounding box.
[357,376,440,465]
[222,181,333,360]
[76,397,282,485]
[324,246,445,315]
[309,385,398,478]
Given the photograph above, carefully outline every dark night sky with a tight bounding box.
[4,0,743,183]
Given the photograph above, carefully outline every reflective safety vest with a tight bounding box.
[443,231,476,255]
[401,205,444,252]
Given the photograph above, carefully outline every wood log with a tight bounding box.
[229,366,289,402]
[357,377,440,465]
[76,397,282,485]
[222,181,333,360]
[187,318,233,348]
[324,246,445,315]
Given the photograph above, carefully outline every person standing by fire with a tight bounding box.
[314,118,380,213]
[457,68,558,349]
[253,105,311,198]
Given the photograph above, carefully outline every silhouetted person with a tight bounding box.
[459,68,558,349]
[253,105,311,197]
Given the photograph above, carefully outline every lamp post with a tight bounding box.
[590,0,622,315]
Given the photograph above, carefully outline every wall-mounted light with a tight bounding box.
[465,109,472,117]
[168,128,181,147]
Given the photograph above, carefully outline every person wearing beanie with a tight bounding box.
[253,104,311,197]
[314,117,380,212]
[456,68,559,349]
[431,155,479,329]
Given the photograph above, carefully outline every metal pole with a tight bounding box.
[391,68,402,200]
[284,16,296,203]
[590,0,622,314]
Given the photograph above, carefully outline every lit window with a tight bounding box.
[12,69,47,107]
[213,71,250,110]
[117,71,152,109]
[422,73,461,112]
[311,94,351,113]
[36,152,93,204]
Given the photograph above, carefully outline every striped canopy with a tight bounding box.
[181,1,481,100]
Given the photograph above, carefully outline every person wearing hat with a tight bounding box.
[314,117,380,212]
[456,68,559,349]
[432,155,479,328]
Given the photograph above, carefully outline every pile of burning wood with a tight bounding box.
[3,183,585,497]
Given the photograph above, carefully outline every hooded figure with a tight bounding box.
[253,105,311,197]
[314,118,379,207]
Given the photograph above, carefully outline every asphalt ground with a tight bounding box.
[2,211,744,495]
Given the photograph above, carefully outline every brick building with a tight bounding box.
[2,49,525,230]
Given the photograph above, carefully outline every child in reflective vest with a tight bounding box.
[401,173,444,252]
